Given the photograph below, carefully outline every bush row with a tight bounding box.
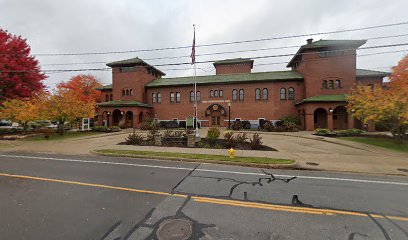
[314,128,364,137]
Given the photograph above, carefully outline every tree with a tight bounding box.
[39,89,95,135]
[57,74,102,103]
[348,55,408,141]
[0,97,41,131]
[0,29,46,100]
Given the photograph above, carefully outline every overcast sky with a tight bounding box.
[1,0,408,89]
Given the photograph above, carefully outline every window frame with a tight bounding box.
[176,92,181,103]
[219,90,223,97]
[239,89,244,101]
[170,92,175,103]
[190,91,194,102]
[196,91,201,102]
[152,93,157,103]
[322,80,328,89]
[255,88,261,101]
[157,92,161,103]
[232,89,238,101]
[210,90,213,98]
[262,88,268,100]
[280,88,287,100]
[329,80,334,89]
[214,90,218,97]
[288,87,295,100]
[335,79,341,88]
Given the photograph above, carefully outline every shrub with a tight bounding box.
[335,128,364,137]
[178,121,186,128]
[93,126,108,132]
[275,126,286,132]
[280,115,301,125]
[206,127,220,144]
[110,126,121,132]
[230,121,242,130]
[35,128,54,139]
[139,121,151,130]
[125,132,144,145]
[275,120,284,127]
[223,131,237,148]
[314,128,331,136]
[261,120,274,132]
[249,133,263,150]
[241,120,251,129]
[235,132,248,143]
[283,121,298,132]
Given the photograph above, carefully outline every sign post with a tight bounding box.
[82,118,90,131]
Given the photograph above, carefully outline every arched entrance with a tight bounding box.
[314,108,327,129]
[333,106,348,130]
[112,109,122,126]
[205,104,227,127]
[138,112,144,123]
[125,111,133,128]
[102,111,109,127]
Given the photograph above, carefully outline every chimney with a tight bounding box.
[306,38,313,44]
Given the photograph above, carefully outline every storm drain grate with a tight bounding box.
[157,218,192,240]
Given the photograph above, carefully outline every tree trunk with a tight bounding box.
[57,121,64,136]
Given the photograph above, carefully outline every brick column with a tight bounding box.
[327,112,334,130]
[108,113,113,128]
[305,113,314,131]
[347,113,355,129]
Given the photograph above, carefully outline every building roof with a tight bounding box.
[96,84,112,91]
[356,69,389,78]
[145,70,303,88]
[213,58,254,67]
[287,39,367,67]
[295,94,347,105]
[106,57,166,76]
[97,100,152,108]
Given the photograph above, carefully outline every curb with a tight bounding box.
[91,150,299,169]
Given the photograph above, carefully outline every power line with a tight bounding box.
[27,20,408,57]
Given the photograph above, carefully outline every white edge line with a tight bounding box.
[0,154,407,186]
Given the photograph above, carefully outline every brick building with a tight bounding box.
[96,39,388,131]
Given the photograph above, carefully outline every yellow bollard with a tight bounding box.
[228,147,235,159]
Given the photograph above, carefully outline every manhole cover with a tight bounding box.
[306,162,319,166]
[157,218,192,240]
[397,168,408,173]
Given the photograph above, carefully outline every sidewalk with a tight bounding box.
[0,129,407,176]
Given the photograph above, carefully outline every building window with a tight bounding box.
[255,88,261,101]
[110,94,113,101]
[232,89,238,101]
[152,93,157,103]
[190,91,194,102]
[280,88,286,100]
[210,90,213,97]
[322,80,327,89]
[130,89,133,96]
[335,79,341,88]
[239,89,244,101]
[214,90,218,97]
[170,92,175,103]
[120,66,135,72]
[122,90,125,96]
[105,95,109,102]
[288,87,295,100]
[219,90,223,97]
[176,92,181,103]
[196,91,201,102]
[157,92,161,103]
[329,80,334,89]
[263,88,268,100]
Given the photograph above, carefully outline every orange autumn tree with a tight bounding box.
[348,55,408,141]
[0,97,42,131]
[57,74,102,103]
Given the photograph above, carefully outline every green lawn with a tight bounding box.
[24,131,103,141]
[339,136,408,153]
[94,149,294,165]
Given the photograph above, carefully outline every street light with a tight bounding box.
[228,102,231,129]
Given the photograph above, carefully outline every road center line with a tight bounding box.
[0,154,407,186]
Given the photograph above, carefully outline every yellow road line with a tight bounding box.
[1,172,407,222]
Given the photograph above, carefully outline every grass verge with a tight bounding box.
[94,149,295,165]
[339,136,408,153]
[24,131,103,141]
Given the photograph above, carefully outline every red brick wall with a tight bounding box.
[356,77,383,87]
[215,63,252,75]
[146,80,304,126]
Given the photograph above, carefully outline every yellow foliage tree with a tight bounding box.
[348,55,408,141]
[0,98,41,130]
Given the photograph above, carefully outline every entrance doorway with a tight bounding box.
[333,106,347,130]
[112,109,122,126]
[211,116,221,126]
[125,111,133,128]
[314,108,327,129]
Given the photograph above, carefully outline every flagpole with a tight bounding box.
[193,24,199,137]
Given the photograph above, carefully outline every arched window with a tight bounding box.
[263,88,268,100]
[126,89,129,96]
[219,90,223,97]
[329,80,334,89]
[105,95,109,102]
[122,90,125,96]
[288,87,295,100]
[110,94,113,101]
[322,80,327,89]
[232,89,238,101]
[255,88,261,101]
[190,91,194,102]
[152,93,157,103]
[130,89,133,96]
[214,90,218,97]
[196,91,201,102]
[280,88,286,100]
[157,92,161,103]
[170,92,175,103]
[335,79,341,88]
[239,89,244,101]
[176,92,181,103]
[210,90,213,97]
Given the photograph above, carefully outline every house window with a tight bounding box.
[255,88,261,101]
[170,92,175,103]
[288,87,295,100]
[120,66,135,72]
[280,88,286,100]
[190,91,194,102]
[176,92,181,103]
[214,90,218,97]
[322,80,327,89]
[196,91,201,102]
[232,89,238,101]
[263,88,268,100]
[126,89,129,96]
[210,90,213,97]
[110,94,113,101]
[130,89,133,96]
[239,89,244,101]
[157,92,161,103]
[219,90,223,97]
[329,80,334,89]
[152,93,157,103]
[105,95,109,102]
[335,79,341,88]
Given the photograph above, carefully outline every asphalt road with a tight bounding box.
[0,152,407,240]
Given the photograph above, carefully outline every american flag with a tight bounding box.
[190,26,195,65]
